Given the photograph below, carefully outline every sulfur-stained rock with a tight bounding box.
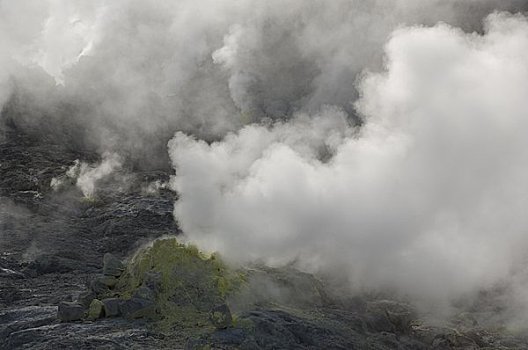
[113,238,243,329]
[209,304,232,329]
[98,275,118,288]
[87,299,105,320]
[143,271,162,292]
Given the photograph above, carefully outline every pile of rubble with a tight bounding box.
[57,241,234,333]
[57,253,158,322]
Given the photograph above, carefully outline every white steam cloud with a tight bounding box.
[169,13,528,305]
[1,0,526,160]
[2,0,528,311]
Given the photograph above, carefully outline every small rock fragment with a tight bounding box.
[102,298,121,317]
[58,301,85,322]
[209,304,232,329]
[103,253,124,277]
[87,299,105,320]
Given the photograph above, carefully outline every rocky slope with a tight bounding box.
[1,122,528,349]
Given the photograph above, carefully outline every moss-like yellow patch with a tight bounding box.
[115,238,244,333]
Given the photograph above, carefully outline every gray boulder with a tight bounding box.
[119,298,156,319]
[103,253,124,277]
[102,298,121,317]
[57,302,85,322]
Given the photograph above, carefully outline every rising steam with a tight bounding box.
[170,12,528,306]
[2,0,528,311]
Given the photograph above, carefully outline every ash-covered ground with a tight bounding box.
[1,113,528,350]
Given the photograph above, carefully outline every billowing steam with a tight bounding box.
[2,1,527,160]
[170,13,528,306]
[2,0,528,311]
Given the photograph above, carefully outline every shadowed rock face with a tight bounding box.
[2,119,528,349]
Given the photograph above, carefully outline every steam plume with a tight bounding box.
[169,13,528,306]
[2,0,528,311]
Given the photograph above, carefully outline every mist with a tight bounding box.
[2,0,528,316]
[2,1,527,163]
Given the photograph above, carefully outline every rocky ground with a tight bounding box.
[1,122,528,349]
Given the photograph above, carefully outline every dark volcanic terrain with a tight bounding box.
[1,122,528,350]
[0,123,178,349]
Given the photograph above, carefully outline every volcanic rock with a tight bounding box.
[103,253,124,277]
[29,254,85,275]
[102,298,121,317]
[57,302,85,322]
[90,277,109,295]
[77,290,96,308]
[87,299,105,320]
[209,304,233,329]
[0,267,25,279]
[133,285,156,301]
[119,298,156,319]
[96,274,118,288]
